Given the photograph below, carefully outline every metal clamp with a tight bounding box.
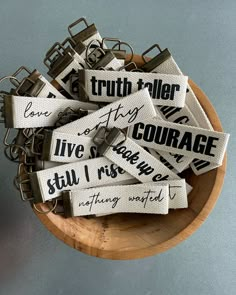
[44,42,67,69]
[61,37,86,56]
[68,17,89,37]
[85,39,104,66]
[68,17,98,45]
[44,42,76,78]
[27,128,45,156]
[142,44,163,63]
[14,163,34,201]
[93,127,127,155]
[141,44,171,72]
[119,61,143,72]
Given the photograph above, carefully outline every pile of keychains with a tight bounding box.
[0,18,229,217]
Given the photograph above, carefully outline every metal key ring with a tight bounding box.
[111,41,134,63]
[0,75,20,87]
[33,199,58,214]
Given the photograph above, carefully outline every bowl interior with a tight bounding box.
[33,55,226,260]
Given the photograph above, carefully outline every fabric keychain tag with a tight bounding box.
[76,69,188,106]
[41,130,98,163]
[95,127,184,184]
[62,184,169,217]
[29,157,135,203]
[34,159,136,186]
[128,119,229,165]
[2,95,88,128]
[56,88,156,137]
[141,45,220,174]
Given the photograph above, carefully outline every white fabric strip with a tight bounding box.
[128,119,229,165]
[4,96,88,128]
[29,157,134,203]
[79,69,188,106]
[37,76,66,99]
[82,31,106,48]
[56,88,157,137]
[65,184,169,216]
[151,54,219,174]
[103,57,125,71]
[95,179,189,217]
[42,130,98,162]
[34,159,137,186]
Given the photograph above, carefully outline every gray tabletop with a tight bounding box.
[0,0,235,294]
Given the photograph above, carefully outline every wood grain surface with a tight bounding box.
[32,55,227,260]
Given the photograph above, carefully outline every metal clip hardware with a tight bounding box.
[11,67,45,97]
[8,67,31,87]
[101,38,126,62]
[27,128,46,156]
[110,39,134,64]
[68,17,99,45]
[61,37,87,57]
[44,42,77,78]
[15,163,34,202]
[85,39,123,70]
[3,128,33,162]
[93,127,127,155]
[141,44,171,72]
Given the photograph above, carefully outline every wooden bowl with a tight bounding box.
[32,55,226,260]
